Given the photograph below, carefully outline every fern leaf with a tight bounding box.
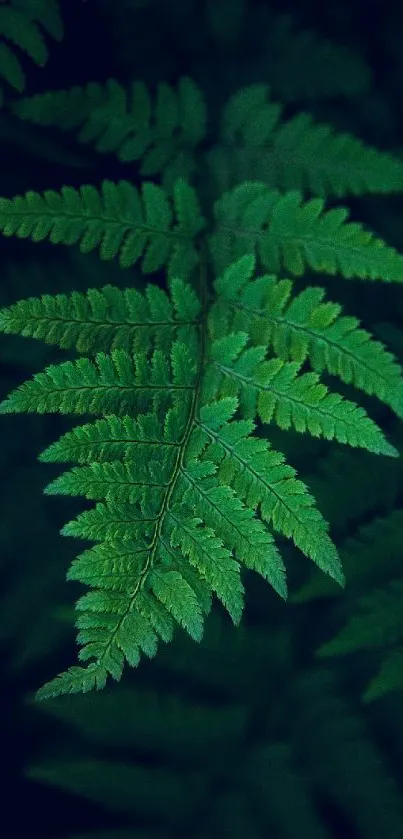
[36,663,109,700]
[67,574,177,683]
[169,515,245,621]
[209,332,397,457]
[0,178,204,277]
[213,84,403,197]
[197,398,343,584]
[149,567,204,641]
[39,411,184,464]
[214,255,403,417]
[135,590,175,643]
[179,458,287,598]
[0,6,46,64]
[0,343,196,416]
[268,113,403,197]
[13,77,206,186]
[0,277,201,354]
[18,0,63,41]
[44,457,174,504]
[67,541,152,592]
[115,608,159,663]
[0,41,24,93]
[211,182,403,281]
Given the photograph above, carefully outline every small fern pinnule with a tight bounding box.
[0,175,402,699]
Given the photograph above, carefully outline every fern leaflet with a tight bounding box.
[209,83,403,197]
[13,76,206,188]
[211,182,403,280]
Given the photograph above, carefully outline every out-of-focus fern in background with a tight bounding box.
[2,0,403,837]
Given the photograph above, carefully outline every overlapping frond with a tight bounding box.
[195,398,342,583]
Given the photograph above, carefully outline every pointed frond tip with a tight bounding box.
[36,663,108,701]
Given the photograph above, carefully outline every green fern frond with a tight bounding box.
[196,398,342,582]
[0,0,62,99]
[1,248,402,696]
[16,75,403,201]
[213,255,403,417]
[1,176,402,286]
[0,277,201,354]
[207,331,397,457]
[44,457,175,504]
[13,76,206,187]
[0,178,205,277]
[211,182,403,280]
[209,84,403,197]
[36,663,110,700]
[0,342,196,415]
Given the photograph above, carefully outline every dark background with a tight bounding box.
[2,1,403,837]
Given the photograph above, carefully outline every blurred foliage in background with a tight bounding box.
[2,0,403,836]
